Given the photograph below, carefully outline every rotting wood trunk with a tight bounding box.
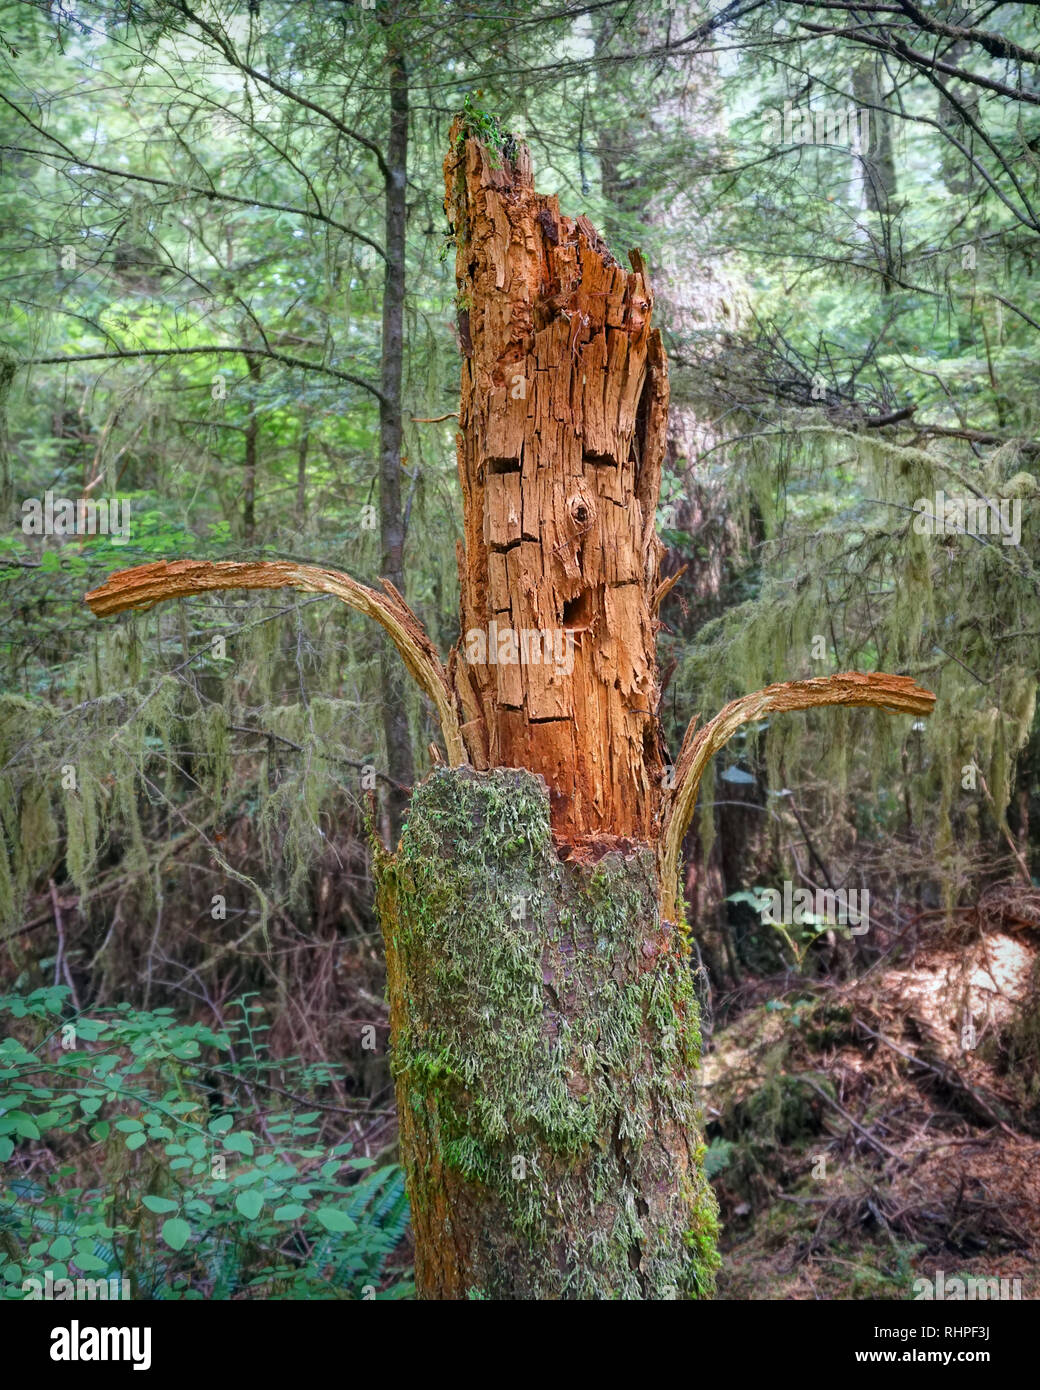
[445,121,669,843]
[242,353,260,545]
[83,117,936,1303]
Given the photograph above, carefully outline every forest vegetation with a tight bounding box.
[1,0,1039,1303]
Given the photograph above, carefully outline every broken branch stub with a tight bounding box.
[658,671,937,923]
[84,559,467,767]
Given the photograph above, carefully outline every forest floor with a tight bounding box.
[705,890,1040,1300]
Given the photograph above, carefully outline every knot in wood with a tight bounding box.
[567,491,595,533]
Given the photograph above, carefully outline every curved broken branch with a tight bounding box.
[659,671,936,922]
[85,559,466,767]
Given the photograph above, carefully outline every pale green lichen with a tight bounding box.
[674,424,1039,889]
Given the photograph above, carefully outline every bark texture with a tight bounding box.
[377,36,414,842]
[445,122,668,842]
[376,765,718,1300]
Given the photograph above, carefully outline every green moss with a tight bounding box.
[376,766,719,1299]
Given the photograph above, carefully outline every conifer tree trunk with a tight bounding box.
[85,117,935,1301]
[376,764,717,1299]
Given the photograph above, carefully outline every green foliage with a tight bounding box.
[725,886,852,967]
[703,1138,734,1180]
[0,986,412,1300]
[456,94,515,166]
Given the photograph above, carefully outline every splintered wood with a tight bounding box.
[445,123,668,841]
[82,129,937,882]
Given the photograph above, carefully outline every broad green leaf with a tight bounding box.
[161,1218,192,1252]
[142,1195,179,1214]
[235,1190,264,1220]
[73,1251,109,1273]
[315,1207,357,1234]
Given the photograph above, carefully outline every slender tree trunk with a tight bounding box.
[853,59,898,214]
[295,418,309,528]
[934,41,979,197]
[378,35,414,842]
[243,354,260,545]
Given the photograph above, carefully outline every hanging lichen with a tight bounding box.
[669,413,1039,900]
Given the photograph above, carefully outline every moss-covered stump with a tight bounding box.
[375,765,719,1300]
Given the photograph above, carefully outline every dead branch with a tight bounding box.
[85,559,467,766]
[659,671,936,921]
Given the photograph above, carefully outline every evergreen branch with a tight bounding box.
[172,1,393,185]
[20,347,387,405]
[0,143,387,263]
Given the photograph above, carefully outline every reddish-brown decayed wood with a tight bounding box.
[445,123,668,841]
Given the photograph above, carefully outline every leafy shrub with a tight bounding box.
[0,986,412,1299]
